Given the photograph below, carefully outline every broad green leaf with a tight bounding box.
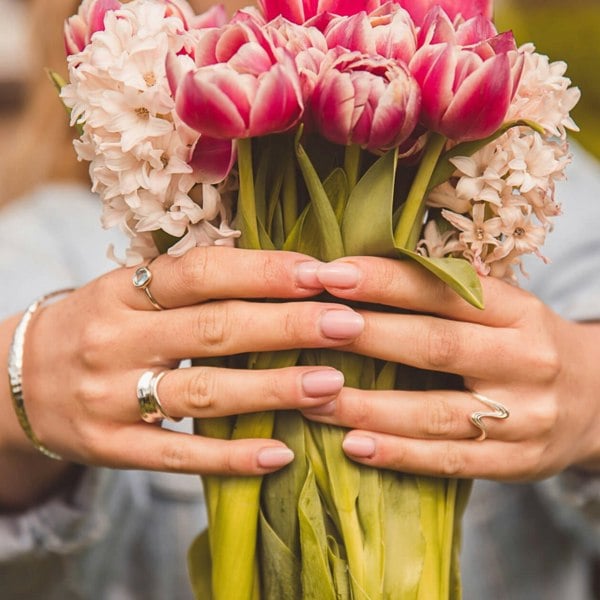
[341,147,484,308]
[394,249,484,310]
[428,119,545,191]
[375,362,397,390]
[298,468,337,600]
[381,473,424,598]
[323,168,349,224]
[188,531,212,600]
[327,538,351,599]
[356,467,384,596]
[295,136,345,260]
[342,148,398,258]
[262,411,308,553]
[259,509,302,600]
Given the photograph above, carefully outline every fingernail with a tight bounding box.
[295,261,321,289]
[257,447,295,469]
[302,369,344,398]
[317,262,360,288]
[320,309,364,339]
[343,435,376,458]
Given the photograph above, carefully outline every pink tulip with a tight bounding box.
[310,50,420,151]
[396,0,492,26]
[409,30,518,142]
[324,5,417,64]
[173,20,304,139]
[64,0,120,56]
[417,6,497,47]
[258,0,380,25]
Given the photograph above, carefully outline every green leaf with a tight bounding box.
[322,168,349,225]
[188,531,213,600]
[295,135,345,260]
[341,147,484,308]
[428,119,546,191]
[342,148,398,258]
[259,509,302,600]
[394,249,484,310]
[298,468,337,600]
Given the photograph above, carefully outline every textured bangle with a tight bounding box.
[7,288,76,460]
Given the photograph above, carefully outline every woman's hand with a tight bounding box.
[0,247,366,507]
[302,257,600,481]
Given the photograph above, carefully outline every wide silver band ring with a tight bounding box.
[137,370,181,424]
[469,392,510,441]
[132,263,165,310]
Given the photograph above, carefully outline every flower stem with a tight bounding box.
[344,144,361,190]
[393,132,446,250]
[236,137,261,250]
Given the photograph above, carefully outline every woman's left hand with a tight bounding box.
[302,257,600,481]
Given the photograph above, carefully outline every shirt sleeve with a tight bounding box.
[0,185,126,562]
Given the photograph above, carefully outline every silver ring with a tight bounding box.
[469,392,510,441]
[132,263,165,310]
[137,370,181,424]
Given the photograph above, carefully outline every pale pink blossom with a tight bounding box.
[441,202,501,254]
[417,220,461,258]
[507,43,580,139]
[64,0,120,56]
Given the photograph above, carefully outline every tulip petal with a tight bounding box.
[442,54,511,141]
[250,63,303,136]
[410,44,455,126]
[177,70,249,138]
[189,136,237,183]
[89,0,120,35]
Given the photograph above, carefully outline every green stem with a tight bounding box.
[439,480,458,600]
[393,132,447,250]
[344,144,361,190]
[236,137,261,250]
[282,140,298,238]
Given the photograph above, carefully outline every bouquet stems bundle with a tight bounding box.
[188,131,479,599]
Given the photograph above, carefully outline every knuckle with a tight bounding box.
[532,344,561,383]
[346,391,373,426]
[78,322,117,369]
[425,323,460,370]
[439,443,465,477]
[371,259,399,296]
[196,301,231,350]
[260,252,287,286]
[422,397,461,437]
[160,442,190,472]
[178,247,212,291]
[528,399,560,436]
[187,368,216,411]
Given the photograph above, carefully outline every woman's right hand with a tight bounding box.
[0,247,364,506]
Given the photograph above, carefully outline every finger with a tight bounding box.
[128,365,345,421]
[75,425,297,476]
[340,432,541,480]
[140,301,365,360]
[303,388,525,441]
[120,247,324,310]
[315,257,533,327]
[346,310,530,380]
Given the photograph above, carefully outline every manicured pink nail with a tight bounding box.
[257,447,295,469]
[302,369,344,398]
[295,261,322,289]
[320,309,364,339]
[343,435,376,458]
[317,262,360,288]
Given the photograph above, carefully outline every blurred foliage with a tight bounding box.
[496,0,600,160]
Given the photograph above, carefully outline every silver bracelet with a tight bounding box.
[7,288,76,460]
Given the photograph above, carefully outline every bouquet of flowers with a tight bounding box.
[58,0,579,597]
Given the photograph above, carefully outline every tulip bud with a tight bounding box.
[174,20,304,139]
[410,32,518,142]
[397,0,492,26]
[258,0,380,25]
[310,50,420,151]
